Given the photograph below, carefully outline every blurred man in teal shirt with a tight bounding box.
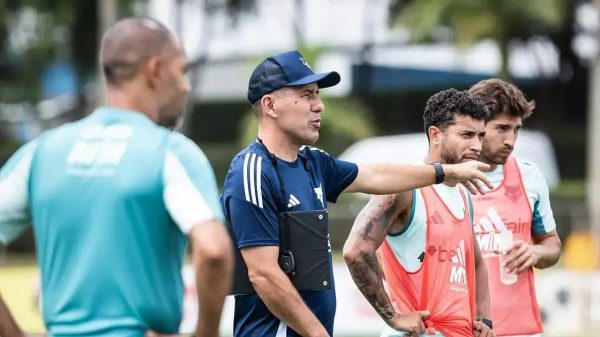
[0,17,232,337]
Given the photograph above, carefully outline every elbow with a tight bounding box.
[247,265,277,291]
[343,240,366,265]
[535,235,562,269]
[193,233,233,271]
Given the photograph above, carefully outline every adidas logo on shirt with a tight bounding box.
[449,240,467,285]
[475,209,503,254]
[287,194,301,208]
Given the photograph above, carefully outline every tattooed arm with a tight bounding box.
[343,192,429,336]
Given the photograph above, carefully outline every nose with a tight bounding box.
[312,96,324,113]
[471,138,482,154]
[504,133,517,149]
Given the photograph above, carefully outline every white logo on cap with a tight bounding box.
[299,57,311,69]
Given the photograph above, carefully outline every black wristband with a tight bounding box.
[431,161,445,184]
[477,318,493,329]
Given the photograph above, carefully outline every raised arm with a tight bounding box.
[343,193,429,336]
[344,161,493,195]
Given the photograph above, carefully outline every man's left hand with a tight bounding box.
[473,321,494,337]
[503,240,540,274]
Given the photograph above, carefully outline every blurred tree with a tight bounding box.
[239,97,377,156]
[0,0,138,102]
[389,0,568,79]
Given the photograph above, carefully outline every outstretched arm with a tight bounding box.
[343,193,429,335]
[345,161,492,195]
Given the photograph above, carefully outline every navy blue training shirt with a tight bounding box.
[221,140,358,337]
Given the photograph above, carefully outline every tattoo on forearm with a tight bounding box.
[347,251,395,322]
[362,222,375,241]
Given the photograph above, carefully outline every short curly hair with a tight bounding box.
[468,79,535,121]
[423,88,489,139]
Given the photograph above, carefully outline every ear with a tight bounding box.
[143,57,162,90]
[428,126,442,146]
[261,95,278,119]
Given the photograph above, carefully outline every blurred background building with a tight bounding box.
[1,0,600,335]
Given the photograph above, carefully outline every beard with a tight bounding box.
[158,96,186,130]
[440,144,460,164]
[481,152,507,165]
[481,144,511,165]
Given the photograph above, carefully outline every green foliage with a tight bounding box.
[391,0,567,78]
[239,96,377,156]
[394,0,565,45]
[550,179,587,200]
[0,0,139,102]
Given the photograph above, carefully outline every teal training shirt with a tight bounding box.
[0,107,223,337]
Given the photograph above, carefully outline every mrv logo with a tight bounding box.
[427,240,468,285]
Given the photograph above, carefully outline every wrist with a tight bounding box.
[384,312,398,324]
[476,317,493,329]
[531,245,543,266]
[430,161,445,184]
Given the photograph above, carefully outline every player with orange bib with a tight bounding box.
[469,79,561,337]
[344,89,495,337]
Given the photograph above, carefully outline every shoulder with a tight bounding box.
[164,131,212,170]
[514,156,546,183]
[222,143,277,197]
[300,145,357,174]
[227,144,276,177]
[167,132,205,156]
[300,145,332,161]
[0,138,41,179]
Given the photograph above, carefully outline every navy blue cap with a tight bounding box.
[247,50,341,104]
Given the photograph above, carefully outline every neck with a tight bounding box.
[105,84,158,122]
[425,151,443,164]
[257,125,301,162]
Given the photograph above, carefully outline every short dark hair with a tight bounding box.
[423,88,489,139]
[468,79,535,121]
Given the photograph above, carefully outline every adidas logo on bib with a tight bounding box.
[449,240,467,286]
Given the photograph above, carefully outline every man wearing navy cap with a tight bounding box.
[221,50,494,337]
